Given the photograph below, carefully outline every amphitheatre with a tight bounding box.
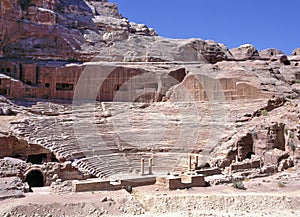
[0,0,300,216]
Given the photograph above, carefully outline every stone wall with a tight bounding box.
[0,60,184,102]
[0,135,52,161]
[25,161,90,186]
[229,158,261,172]
[73,176,156,192]
[254,122,286,158]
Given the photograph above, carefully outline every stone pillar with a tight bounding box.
[195,156,199,169]
[188,156,192,171]
[141,158,145,176]
[148,158,153,175]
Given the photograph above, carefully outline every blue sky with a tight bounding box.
[113,0,300,54]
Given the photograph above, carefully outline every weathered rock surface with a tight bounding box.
[0,0,231,63]
[292,48,300,56]
[0,176,28,198]
[259,48,285,60]
[230,44,260,60]
[0,158,27,178]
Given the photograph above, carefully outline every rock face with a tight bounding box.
[0,176,28,198]
[0,0,299,102]
[0,0,231,63]
[230,44,260,60]
[292,48,300,56]
[259,48,284,60]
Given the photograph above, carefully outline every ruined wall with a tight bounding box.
[0,158,27,178]
[254,122,286,157]
[24,161,90,186]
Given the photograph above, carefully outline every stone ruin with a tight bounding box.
[0,0,299,195]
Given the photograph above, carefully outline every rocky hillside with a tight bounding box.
[0,0,299,63]
[0,0,235,63]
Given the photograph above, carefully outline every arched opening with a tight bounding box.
[245,152,255,159]
[198,162,211,169]
[25,170,44,188]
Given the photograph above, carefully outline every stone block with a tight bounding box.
[73,179,119,192]
[166,174,205,190]
[196,168,222,176]
[263,148,289,165]
[120,176,156,187]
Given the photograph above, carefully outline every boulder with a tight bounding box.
[263,148,289,165]
[259,48,284,60]
[279,55,290,65]
[291,48,300,56]
[230,44,260,60]
[0,107,16,116]
[278,157,294,171]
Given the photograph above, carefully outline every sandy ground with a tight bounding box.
[1,168,300,217]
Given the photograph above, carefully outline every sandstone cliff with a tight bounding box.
[0,0,232,63]
[0,0,299,102]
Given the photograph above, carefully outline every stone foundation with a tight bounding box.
[73,176,156,192]
[156,174,206,190]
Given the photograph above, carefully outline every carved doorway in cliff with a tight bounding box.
[26,154,47,164]
[25,170,44,188]
[245,151,255,159]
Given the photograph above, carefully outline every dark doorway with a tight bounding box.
[245,152,255,159]
[0,88,7,95]
[25,170,44,187]
[26,154,47,164]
